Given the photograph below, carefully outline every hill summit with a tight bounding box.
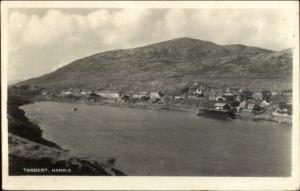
[19,37,292,92]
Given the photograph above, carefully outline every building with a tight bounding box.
[228,87,242,94]
[239,100,247,109]
[194,88,203,95]
[214,103,230,110]
[215,96,225,101]
[247,103,256,110]
[174,96,183,100]
[150,92,161,99]
[132,94,139,99]
[260,100,270,107]
[261,90,272,101]
[96,91,120,99]
[271,90,280,96]
[282,89,292,96]
[61,90,72,95]
[253,92,263,101]
[72,88,82,96]
[86,90,96,96]
[121,94,130,101]
[132,92,150,99]
[80,91,87,95]
[240,90,253,100]
[278,102,292,115]
[223,93,235,101]
[83,97,96,102]
[210,89,223,97]
[245,100,257,110]
[41,90,48,96]
[208,95,216,101]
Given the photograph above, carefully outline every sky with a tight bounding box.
[7,8,296,82]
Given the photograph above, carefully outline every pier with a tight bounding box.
[197,108,235,120]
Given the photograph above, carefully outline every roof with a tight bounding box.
[224,93,235,96]
[214,103,227,107]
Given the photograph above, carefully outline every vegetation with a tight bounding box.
[7,96,60,148]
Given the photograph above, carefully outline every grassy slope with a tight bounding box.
[19,37,292,92]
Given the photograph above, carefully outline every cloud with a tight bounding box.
[9,8,295,49]
[8,8,153,48]
[7,8,296,81]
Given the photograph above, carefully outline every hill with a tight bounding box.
[18,37,293,92]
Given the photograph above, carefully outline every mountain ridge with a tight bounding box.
[18,37,292,92]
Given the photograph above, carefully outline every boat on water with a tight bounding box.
[73,107,77,111]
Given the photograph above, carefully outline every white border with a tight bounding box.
[1,1,299,190]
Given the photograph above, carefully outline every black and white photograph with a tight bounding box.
[1,1,299,190]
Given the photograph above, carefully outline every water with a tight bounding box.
[21,102,291,176]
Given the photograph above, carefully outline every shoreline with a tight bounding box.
[33,96,292,125]
[7,95,126,176]
[33,95,198,113]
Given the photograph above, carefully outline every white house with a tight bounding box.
[80,91,87,95]
[214,103,227,110]
[132,94,140,99]
[150,92,160,99]
[174,96,182,100]
[132,92,150,99]
[195,88,202,95]
[239,100,247,109]
[97,91,120,99]
[260,100,270,107]
[61,90,72,95]
[247,103,256,110]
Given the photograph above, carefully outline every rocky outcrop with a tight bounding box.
[9,134,125,175]
[7,96,126,176]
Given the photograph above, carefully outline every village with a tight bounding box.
[8,82,293,124]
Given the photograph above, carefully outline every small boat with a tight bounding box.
[73,107,77,111]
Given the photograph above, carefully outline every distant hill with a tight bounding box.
[18,37,293,92]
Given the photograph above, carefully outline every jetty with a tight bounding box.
[197,108,235,120]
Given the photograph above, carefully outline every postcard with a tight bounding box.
[1,1,299,190]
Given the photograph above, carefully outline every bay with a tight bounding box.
[21,102,291,176]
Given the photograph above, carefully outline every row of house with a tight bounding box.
[192,82,292,97]
[56,88,163,101]
[193,86,292,102]
[211,95,293,116]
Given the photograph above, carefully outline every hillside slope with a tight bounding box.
[19,37,292,92]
